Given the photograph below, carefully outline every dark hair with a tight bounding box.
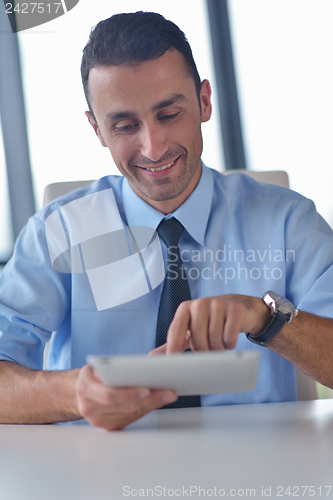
[81,11,201,116]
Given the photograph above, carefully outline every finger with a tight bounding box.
[80,365,177,411]
[222,302,245,350]
[77,365,115,407]
[78,365,150,410]
[165,301,191,353]
[149,332,191,357]
[183,331,192,351]
[77,368,178,431]
[110,389,178,417]
[148,344,167,356]
[144,389,178,410]
[84,390,169,432]
[106,387,152,413]
[185,298,210,351]
[207,298,227,350]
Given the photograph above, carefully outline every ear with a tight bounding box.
[200,80,212,123]
[85,111,107,147]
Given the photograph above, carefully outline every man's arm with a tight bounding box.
[0,361,79,424]
[268,311,333,388]
[0,361,177,429]
[150,295,333,390]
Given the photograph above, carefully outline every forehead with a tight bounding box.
[87,50,196,114]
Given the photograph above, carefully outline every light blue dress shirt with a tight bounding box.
[0,164,333,405]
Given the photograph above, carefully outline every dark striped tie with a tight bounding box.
[156,217,201,408]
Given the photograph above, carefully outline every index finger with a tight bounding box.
[165,301,191,354]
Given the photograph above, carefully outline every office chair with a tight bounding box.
[43,170,290,206]
[43,170,318,400]
[43,179,94,206]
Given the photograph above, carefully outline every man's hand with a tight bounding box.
[76,364,178,431]
[150,294,271,355]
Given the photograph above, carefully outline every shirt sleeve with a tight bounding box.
[0,213,71,369]
[284,196,333,317]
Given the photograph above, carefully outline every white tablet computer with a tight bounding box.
[86,350,260,395]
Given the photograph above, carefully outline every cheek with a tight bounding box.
[106,136,137,166]
[174,120,202,149]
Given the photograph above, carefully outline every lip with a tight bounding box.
[136,156,181,177]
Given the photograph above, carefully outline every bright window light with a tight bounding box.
[228,0,333,226]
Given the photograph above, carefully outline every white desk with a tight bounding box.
[1,400,333,500]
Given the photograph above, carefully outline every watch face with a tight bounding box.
[263,291,295,315]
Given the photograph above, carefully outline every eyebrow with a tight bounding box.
[105,93,187,123]
[152,93,187,113]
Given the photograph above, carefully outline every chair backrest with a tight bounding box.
[43,180,94,206]
[43,171,290,206]
[222,169,290,188]
[43,171,317,400]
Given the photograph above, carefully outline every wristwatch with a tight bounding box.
[246,291,299,347]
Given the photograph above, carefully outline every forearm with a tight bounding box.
[159,295,333,391]
[0,361,81,424]
[268,311,333,389]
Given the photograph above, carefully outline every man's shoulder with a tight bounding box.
[208,167,331,234]
[209,167,302,201]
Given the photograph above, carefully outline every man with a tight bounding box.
[0,12,333,431]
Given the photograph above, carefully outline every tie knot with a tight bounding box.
[157,217,185,247]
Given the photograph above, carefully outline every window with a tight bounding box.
[228,0,333,226]
[0,118,13,263]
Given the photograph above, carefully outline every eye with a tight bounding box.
[115,123,138,132]
[159,112,179,121]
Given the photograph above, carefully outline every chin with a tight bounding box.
[144,181,190,202]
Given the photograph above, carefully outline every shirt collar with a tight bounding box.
[122,163,214,246]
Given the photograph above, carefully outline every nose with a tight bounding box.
[140,123,168,163]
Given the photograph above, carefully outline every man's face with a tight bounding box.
[86,49,212,213]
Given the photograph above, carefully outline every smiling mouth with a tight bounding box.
[140,159,177,172]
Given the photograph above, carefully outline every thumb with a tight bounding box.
[148,331,192,357]
[148,344,167,356]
